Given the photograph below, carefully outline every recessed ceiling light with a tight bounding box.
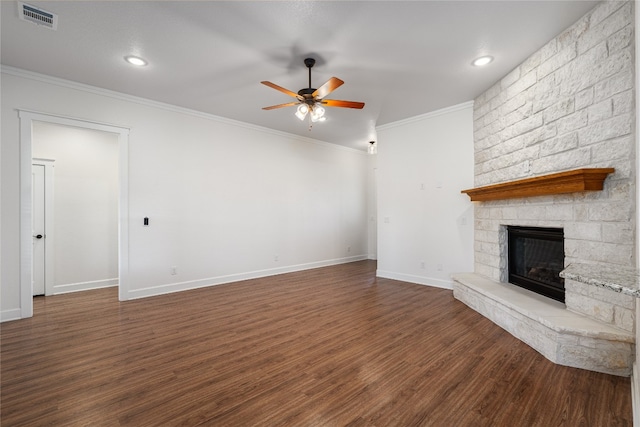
[124,55,147,66]
[472,56,493,67]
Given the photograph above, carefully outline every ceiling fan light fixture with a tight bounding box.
[295,104,309,120]
[310,105,325,122]
[472,55,493,67]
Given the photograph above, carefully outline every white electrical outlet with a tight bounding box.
[347,246,351,253]
[437,264,443,271]
[274,255,279,262]
[171,266,177,275]
[420,261,425,269]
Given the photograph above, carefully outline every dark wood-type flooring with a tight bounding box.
[1,261,632,426]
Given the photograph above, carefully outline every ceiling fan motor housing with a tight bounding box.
[298,87,317,104]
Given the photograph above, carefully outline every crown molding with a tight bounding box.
[1,65,365,155]
[376,100,474,132]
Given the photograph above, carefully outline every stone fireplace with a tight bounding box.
[453,169,635,376]
[452,1,636,376]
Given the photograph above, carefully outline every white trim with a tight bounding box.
[633,363,639,427]
[2,66,365,155]
[1,309,23,323]
[17,110,130,321]
[53,278,118,295]
[376,101,474,132]
[128,255,368,300]
[19,109,129,134]
[635,0,640,271]
[19,113,33,318]
[32,159,55,296]
[376,269,453,290]
[634,6,639,424]
[117,120,130,302]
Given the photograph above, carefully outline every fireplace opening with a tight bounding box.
[507,226,565,303]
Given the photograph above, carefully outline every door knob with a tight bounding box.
[34,234,43,239]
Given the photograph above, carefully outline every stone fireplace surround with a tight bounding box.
[453,168,640,376]
[452,170,635,376]
[451,0,636,376]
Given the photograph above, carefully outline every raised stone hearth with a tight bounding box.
[452,273,634,376]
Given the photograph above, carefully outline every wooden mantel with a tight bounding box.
[461,168,615,202]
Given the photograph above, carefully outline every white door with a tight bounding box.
[32,164,46,295]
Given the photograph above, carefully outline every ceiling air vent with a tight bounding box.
[18,2,58,30]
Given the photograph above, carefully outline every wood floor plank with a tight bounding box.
[1,260,632,426]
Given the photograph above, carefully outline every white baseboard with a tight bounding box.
[633,363,639,426]
[1,308,23,322]
[376,270,453,290]
[126,255,369,300]
[53,278,118,295]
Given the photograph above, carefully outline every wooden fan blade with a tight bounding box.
[262,102,299,110]
[312,77,344,99]
[321,99,365,109]
[261,81,304,100]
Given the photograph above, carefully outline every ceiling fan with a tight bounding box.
[261,58,365,124]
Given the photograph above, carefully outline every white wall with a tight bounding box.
[1,69,369,320]
[33,122,119,293]
[375,103,475,288]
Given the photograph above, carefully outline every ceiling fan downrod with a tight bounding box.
[297,58,317,104]
[304,57,315,89]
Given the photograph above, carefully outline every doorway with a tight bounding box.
[32,122,120,296]
[19,111,130,318]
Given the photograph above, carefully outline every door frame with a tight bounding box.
[32,159,55,296]
[19,110,130,318]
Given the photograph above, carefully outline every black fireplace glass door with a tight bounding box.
[508,226,565,302]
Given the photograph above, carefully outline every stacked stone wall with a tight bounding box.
[473,1,635,285]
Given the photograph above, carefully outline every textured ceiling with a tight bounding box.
[1,1,598,150]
